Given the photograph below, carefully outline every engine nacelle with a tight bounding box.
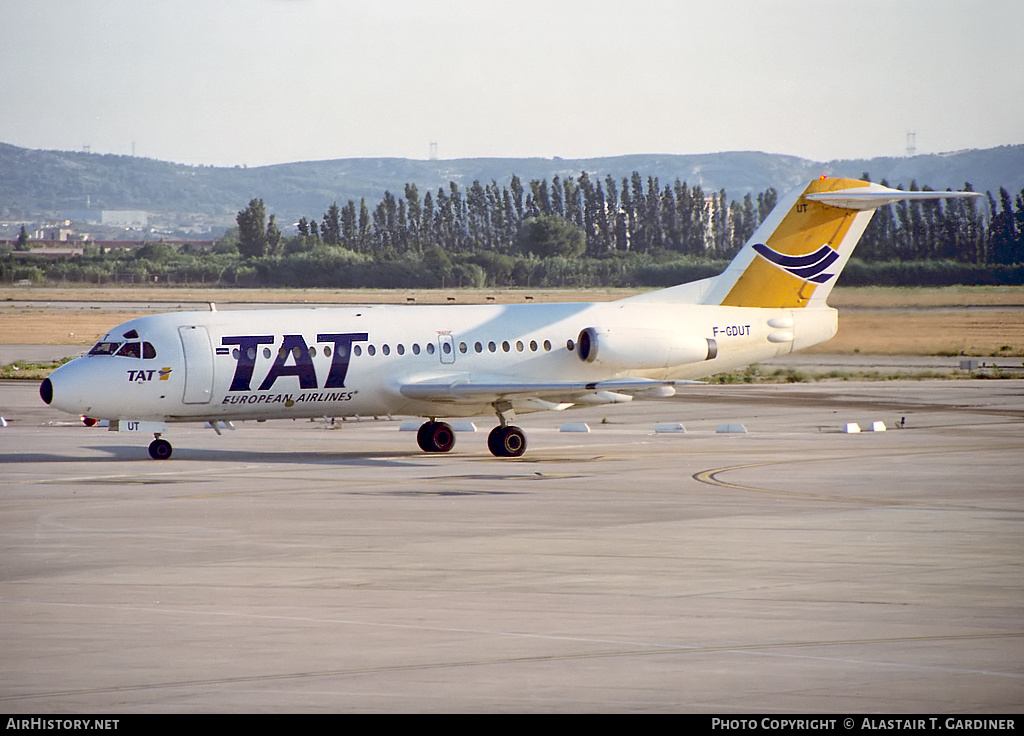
[576,327,717,369]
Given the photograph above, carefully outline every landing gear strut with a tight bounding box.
[416,421,455,453]
[148,436,173,460]
[487,399,527,457]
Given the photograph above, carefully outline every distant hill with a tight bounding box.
[1,141,1021,225]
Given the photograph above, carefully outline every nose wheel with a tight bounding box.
[488,425,526,457]
[148,437,173,460]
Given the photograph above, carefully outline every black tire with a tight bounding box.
[416,421,455,453]
[148,438,173,460]
[487,425,526,457]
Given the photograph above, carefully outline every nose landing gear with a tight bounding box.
[148,436,173,460]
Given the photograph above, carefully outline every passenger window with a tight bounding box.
[412,343,421,355]
[354,345,363,356]
[530,340,538,351]
[501,341,510,352]
[488,342,496,353]
[544,340,551,351]
[516,341,524,352]
[426,343,435,355]
[475,342,483,353]
[382,344,390,356]
[368,345,376,356]
[397,344,405,355]
[459,342,468,354]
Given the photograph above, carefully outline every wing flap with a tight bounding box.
[399,376,700,404]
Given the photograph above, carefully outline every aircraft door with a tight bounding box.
[178,325,214,404]
[438,334,456,364]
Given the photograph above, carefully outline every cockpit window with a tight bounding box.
[89,340,157,358]
[89,341,122,356]
[116,342,142,358]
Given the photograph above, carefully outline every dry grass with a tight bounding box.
[810,311,1024,356]
[827,285,1024,308]
[2,285,1022,356]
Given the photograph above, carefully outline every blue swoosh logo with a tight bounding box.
[752,243,839,283]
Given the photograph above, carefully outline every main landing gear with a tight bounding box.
[416,420,456,453]
[414,420,527,457]
[415,401,528,458]
[487,425,526,457]
[487,399,526,457]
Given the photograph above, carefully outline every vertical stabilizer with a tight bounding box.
[701,178,981,308]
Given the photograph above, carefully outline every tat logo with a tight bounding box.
[752,242,839,283]
[127,367,172,382]
[221,333,368,391]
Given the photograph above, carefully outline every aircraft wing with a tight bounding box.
[398,376,701,404]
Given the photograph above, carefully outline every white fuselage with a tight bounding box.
[44,300,837,423]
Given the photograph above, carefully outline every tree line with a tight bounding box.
[237,173,779,262]
[236,172,1023,267]
[3,171,1022,288]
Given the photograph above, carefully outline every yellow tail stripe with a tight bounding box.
[721,178,870,308]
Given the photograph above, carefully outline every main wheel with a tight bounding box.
[148,438,173,460]
[487,425,526,457]
[416,421,456,453]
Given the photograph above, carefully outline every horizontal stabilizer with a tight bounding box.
[806,183,982,211]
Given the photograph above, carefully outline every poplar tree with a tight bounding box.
[236,198,267,258]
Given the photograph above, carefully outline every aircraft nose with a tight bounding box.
[41,359,94,416]
[40,377,54,404]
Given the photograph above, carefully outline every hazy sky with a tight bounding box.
[2,0,1021,167]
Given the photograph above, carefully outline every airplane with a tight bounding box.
[40,177,981,459]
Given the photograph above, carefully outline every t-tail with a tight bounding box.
[629,177,982,307]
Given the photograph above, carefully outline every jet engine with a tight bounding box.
[576,327,717,370]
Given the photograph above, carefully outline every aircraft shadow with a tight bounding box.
[4,446,433,468]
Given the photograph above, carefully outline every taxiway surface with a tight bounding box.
[1,379,1022,712]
